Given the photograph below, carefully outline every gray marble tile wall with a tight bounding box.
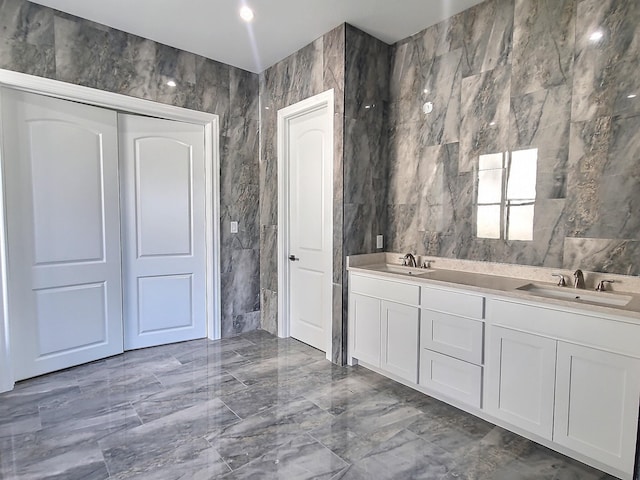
[258,24,388,364]
[343,26,390,363]
[0,0,260,336]
[344,25,390,257]
[258,25,345,362]
[387,0,640,276]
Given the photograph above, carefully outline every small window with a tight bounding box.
[476,149,537,241]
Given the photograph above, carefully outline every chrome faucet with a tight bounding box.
[595,280,614,292]
[402,253,417,267]
[573,269,585,289]
[551,273,566,287]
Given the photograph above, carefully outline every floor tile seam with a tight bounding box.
[203,435,233,475]
[378,425,459,465]
[302,395,337,418]
[217,396,245,421]
[100,446,113,480]
[225,370,250,389]
[305,430,354,469]
[329,465,351,480]
[219,431,319,474]
[406,424,481,460]
[128,399,145,428]
[149,371,175,390]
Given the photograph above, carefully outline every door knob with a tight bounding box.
[288,255,299,261]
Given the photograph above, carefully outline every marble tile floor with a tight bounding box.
[0,330,618,479]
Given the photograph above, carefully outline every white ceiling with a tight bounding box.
[30,0,485,73]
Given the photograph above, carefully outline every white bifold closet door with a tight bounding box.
[118,114,207,350]
[2,89,208,381]
[2,89,124,380]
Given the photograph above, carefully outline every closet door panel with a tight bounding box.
[2,88,123,380]
[119,114,207,350]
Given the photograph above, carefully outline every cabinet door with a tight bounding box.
[485,326,556,439]
[554,342,640,476]
[381,301,419,383]
[349,293,381,366]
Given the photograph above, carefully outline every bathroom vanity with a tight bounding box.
[347,253,640,480]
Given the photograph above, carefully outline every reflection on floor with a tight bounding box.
[0,330,617,479]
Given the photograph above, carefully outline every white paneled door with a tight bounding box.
[287,104,332,352]
[2,88,124,380]
[119,114,207,350]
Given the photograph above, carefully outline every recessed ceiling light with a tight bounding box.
[589,30,604,42]
[166,80,177,87]
[628,94,637,99]
[240,6,254,22]
[489,121,496,126]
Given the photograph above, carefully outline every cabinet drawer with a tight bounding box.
[421,286,484,319]
[351,274,420,306]
[489,298,640,358]
[420,349,482,408]
[421,311,484,365]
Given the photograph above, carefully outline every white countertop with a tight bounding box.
[347,253,640,323]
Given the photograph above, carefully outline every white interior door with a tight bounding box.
[2,88,124,380]
[287,103,332,352]
[119,114,206,350]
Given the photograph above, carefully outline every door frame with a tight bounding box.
[0,69,221,392]
[276,89,334,361]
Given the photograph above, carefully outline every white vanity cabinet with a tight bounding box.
[486,298,640,479]
[419,285,485,407]
[380,300,420,382]
[554,342,640,474]
[347,261,640,480]
[348,274,420,383]
[349,292,382,366]
[485,325,556,438]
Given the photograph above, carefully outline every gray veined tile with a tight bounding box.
[572,1,640,122]
[420,48,463,146]
[309,408,417,465]
[500,442,618,480]
[460,65,511,173]
[0,0,54,47]
[177,347,252,372]
[1,439,108,480]
[133,372,246,423]
[77,369,165,405]
[451,425,533,474]
[563,238,640,276]
[511,0,576,95]
[206,404,306,471]
[461,0,513,78]
[346,429,455,480]
[38,393,140,433]
[1,424,117,479]
[99,398,239,477]
[0,332,619,479]
[0,416,42,439]
[111,440,230,480]
[0,384,80,424]
[217,381,299,420]
[302,375,382,416]
[260,288,278,336]
[406,411,493,456]
[221,433,348,480]
[103,349,181,373]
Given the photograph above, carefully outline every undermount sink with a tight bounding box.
[516,283,632,307]
[367,264,434,277]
